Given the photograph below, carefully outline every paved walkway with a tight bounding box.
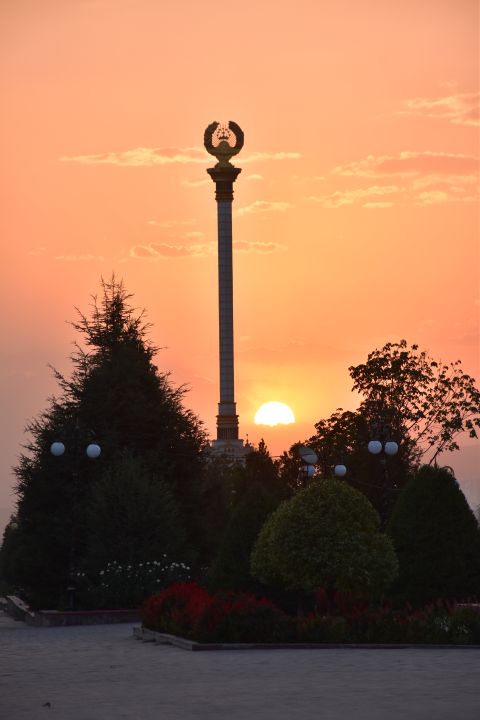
[1,613,479,720]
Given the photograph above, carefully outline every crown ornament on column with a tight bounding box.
[204,121,244,167]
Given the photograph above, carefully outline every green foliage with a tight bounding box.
[85,452,187,570]
[304,340,480,524]
[387,465,480,605]
[194,455,237,565]
[234,440,287,503]
[251,479,398,596]
[195,440,287,567]
[209,482,278,593]
[0,516,22,594]
[76,559,191,609]
[1,277,207,607]
[306,410,413,524]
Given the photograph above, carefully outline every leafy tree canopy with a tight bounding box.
[302,341,480,522]
[350,340,480,463]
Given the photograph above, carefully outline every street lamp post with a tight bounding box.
[297,445,347,481]
[50,434,101,610]
[367,420,399,524]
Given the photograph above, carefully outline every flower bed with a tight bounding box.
[73,558,191,610]
[141,584,480,645]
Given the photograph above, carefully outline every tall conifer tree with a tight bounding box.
[3,277,208,606]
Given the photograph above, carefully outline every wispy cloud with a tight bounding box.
[363,201,395,208]
[410,174,478,190]
[60,147,300,167]
[233,240,286,253]
[130,236,286,258]
[130,242,213,260]
[235,200,293,216]
[401,92,479,127]
[309,185,400,208]
[28,246,46,256]
[182,173,262,188]
[325,151,479,207]
[146,218,196,228]
[55,254,105,261]
[242,151,301,163]
[333,151,478,178]
[182,178,210,187]
[60,147,207,166]
[415,190,450,206]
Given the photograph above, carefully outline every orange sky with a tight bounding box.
[1,0,479,530]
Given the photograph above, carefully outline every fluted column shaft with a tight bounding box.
[207,165,241,441]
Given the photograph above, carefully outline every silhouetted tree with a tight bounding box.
[194,455,237,566]
[85,451,187,569]
[195,440,287,567]
[209,482,278,593]
[2,277,208,606]
[233,440,287,504]
[306,341,480,524]
[387,465,480,605]
[306,409,414,525]
[350,340,480,464]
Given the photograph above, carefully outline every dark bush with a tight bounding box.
[388,465,480,605]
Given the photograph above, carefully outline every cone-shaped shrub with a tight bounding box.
[387,465,480,605]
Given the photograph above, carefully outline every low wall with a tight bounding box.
[5,596,140,626]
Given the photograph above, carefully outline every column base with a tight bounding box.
[210,438,248,462]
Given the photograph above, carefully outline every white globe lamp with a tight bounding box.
[50,442,66,457]
[384,441,399,456]
[367,440,383,455]
[86,443,101,459]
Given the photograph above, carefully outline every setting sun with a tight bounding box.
[254,402,296,427]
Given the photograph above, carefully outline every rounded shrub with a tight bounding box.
[251,479,398,597]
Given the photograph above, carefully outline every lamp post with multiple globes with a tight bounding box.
[297,445,347,482]
[297,419,400,524]
[366,420,399,523]
[50,432,101,610]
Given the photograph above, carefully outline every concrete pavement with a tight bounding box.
[1,613,479,719]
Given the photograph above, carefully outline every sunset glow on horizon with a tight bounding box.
[1,0,479,529]
[254,402,296,427]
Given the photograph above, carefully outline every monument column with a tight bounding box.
[204,121,246,458]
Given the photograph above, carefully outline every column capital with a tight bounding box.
[207,166,242,202]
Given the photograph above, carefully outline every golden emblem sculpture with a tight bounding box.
[204,121,244,167]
